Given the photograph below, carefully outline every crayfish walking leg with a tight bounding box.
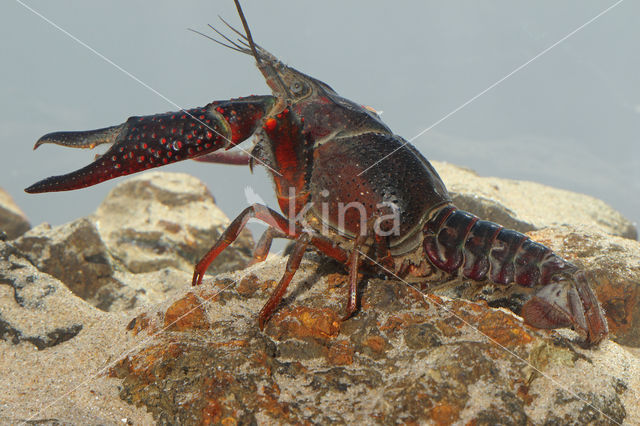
[191,203,354,328]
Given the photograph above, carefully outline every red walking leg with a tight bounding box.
[258,232,312,329]
[343,233,368,321]
[192,204,297,286]
[248,227,291,266]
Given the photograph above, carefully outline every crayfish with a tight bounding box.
[26,1,608,346]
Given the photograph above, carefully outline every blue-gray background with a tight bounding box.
[2,1,638,238]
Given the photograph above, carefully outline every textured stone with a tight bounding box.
[12,218,133,311]
[0,188,30,240]
[107,255,640,424]
[432,161,637,240]
[0,241,153,424]
[0,242,85,349]
[93,171,253,275]
[11,173,254,312]
[164,292,210,331]
[3,167,639,424]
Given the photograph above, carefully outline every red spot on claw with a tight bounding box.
[265,118,277,131]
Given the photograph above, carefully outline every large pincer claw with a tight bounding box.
[25,107,231,194]
[521,270,608,347]
[25,96,274,194]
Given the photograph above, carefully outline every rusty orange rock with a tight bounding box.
[477,310,533,348]
[236,274,260,297]
[164,292,210,331]
[113,342,184,385]
[364,335,387,354]
[381,313,430,335]
[326,272,348,291]
[327,340,354,365]
[269,306,340,340]
[201,399,223,425]
[126,312,152,336]
[430,403,459,425]
[592,271,638,339]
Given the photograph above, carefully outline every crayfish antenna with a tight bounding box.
[233,0,261,65]
[187,27,246,54]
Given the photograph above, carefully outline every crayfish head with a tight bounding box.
[520,271,608,347]
[257,58,332,105]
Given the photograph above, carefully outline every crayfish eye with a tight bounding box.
[290,81,307,96]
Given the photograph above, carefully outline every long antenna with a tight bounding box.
[233,0,261,64]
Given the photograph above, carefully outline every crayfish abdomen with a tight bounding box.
[420,204,608,345]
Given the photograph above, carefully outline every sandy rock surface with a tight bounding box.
[0,241,154,424]
[1,170,639,424]
[432,161,637,240]
[0,187,31,240]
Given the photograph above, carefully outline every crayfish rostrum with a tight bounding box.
[26,1,608,346]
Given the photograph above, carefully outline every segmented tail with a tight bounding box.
[423,205,575,287]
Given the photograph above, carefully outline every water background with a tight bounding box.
[2,1,638,240]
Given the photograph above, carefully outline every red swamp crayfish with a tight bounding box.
[25,1,608,346]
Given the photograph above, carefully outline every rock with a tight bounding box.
[3,169,639,423]
[0,241,153,424]
[12,218,135,311]
[0,188,30,240]
[12,172,254,312]
[93,171,253,274]
[107,254,640,424]
[432,161,638,240]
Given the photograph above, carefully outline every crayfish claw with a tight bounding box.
[521,271,608,347]
[33,125,124,150]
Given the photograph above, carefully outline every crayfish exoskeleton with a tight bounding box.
[25,1,608,346]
